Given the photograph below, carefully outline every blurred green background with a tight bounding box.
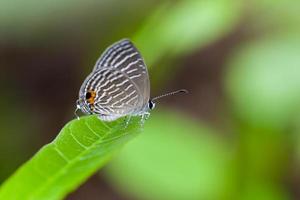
[0,0,299,199]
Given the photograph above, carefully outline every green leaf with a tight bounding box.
[0,115,140,200]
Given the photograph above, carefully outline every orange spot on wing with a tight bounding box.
[87,90,96,105]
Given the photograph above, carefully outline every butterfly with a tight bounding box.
[75,39,187,121]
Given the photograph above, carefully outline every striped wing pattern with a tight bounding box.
[94,39,150,106]
[94,39,136,70]
[79,39,151,120]
[83,68,140,118]
[89,39,150,116]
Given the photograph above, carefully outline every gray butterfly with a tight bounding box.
[75,39,186,121]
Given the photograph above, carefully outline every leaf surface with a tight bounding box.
[0,115,140,200]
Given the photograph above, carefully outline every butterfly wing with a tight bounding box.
[94,39,150,109]
[80,68,142,120]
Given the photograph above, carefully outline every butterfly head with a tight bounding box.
[76,98,91,115]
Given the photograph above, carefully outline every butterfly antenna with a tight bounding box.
[151,89,188,102]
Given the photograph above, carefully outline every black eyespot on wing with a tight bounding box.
[86,92,92,100]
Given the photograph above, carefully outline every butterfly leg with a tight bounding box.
[140,112,150,126]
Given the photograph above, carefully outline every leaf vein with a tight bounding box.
[29,119,120,198]
[84,120,101,139]
[69,126,88,149]
[53,144,70,163]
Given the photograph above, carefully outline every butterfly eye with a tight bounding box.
[148,100,155,110]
